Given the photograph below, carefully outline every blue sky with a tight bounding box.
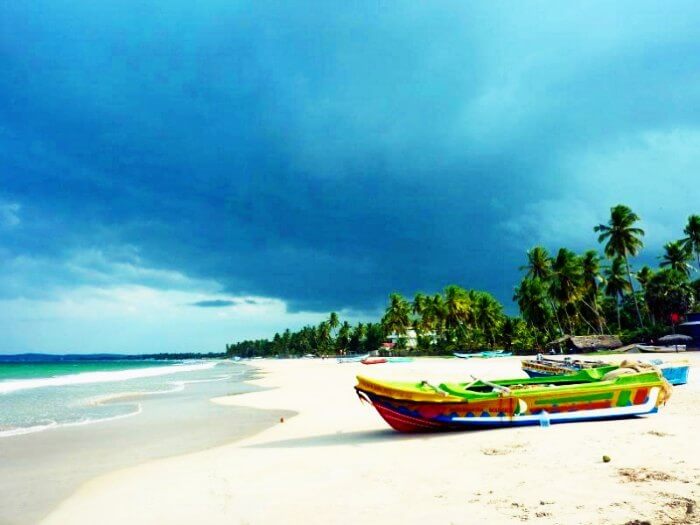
[2,2,700,353]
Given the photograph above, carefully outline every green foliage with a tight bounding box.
[644,269,695,322]
[225,204,698,356]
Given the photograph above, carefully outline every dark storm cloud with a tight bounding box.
[2,1,700,312]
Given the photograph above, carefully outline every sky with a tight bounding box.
[2,2,700,353]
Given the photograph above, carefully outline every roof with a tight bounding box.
[547,335,623,350]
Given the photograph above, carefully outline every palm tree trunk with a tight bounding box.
[623,256,644,327]
[616,299,621,332]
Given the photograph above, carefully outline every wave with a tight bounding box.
[0,361,219,395]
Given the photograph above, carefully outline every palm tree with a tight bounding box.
[603,257,631,331]
[581,250,605,333]
[328,312,340,332]
[381,293,412,338]
[443,285,472,337]
[635,266,654,290]
[636,265,655,324]
[473,292,503,347]
[520,246,552,280]
[594,204,645,326]
[336,321,351,354]
[550,248,584,333]
[660,240,694,278]
[520,246,564,334]
[514,278,552,335]
[681,215,700,270]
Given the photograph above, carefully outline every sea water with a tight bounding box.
[0,358,244,437]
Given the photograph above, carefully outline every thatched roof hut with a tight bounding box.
[547,335,623,353]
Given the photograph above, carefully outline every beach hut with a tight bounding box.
[677,313,700,349]
[547,335,623,354]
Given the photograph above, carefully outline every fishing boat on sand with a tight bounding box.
[636,344,686,353]
[355,366,671,432]
[522,355,690,386]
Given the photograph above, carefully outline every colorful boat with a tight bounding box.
[355,368,671,432]
[522,356,690,386]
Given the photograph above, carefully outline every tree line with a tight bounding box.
[225,206,700,357]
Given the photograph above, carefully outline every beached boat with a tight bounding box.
[355,367,671,432]
[521,356,617,378]
[636,344,686,353]
[522,356,690,386]
[453,351,513,359]
[337,353,369,363]
[361,357,388,365]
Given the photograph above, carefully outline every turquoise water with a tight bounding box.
[0,359,244,437]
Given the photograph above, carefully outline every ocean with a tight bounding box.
[0,357,245,437]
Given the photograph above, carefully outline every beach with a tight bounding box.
[0,362,287,524]
[39,354,699,525]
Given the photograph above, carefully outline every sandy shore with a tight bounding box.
[0,365,284,525]
[42,355,699,525]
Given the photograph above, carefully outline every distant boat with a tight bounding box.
[454,350,513,359]
[361,357,388,365]
[337,353,369,363]
[636,344,686,353]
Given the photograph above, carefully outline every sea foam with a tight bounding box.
[0,361,218,394]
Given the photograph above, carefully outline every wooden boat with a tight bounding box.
[637,344,686,353]
[355,368,671,432]
[361,357,388,365]
[522,356,690,386]
[521,356,617,378]
[337,353,369,363]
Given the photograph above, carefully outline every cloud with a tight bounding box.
[1,2,700,352]
[189,300,236,308]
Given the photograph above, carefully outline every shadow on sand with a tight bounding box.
[244,428,461,449]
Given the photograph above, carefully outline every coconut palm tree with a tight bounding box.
[520,246,553,280]
[635,265,655,324]
[681,215,700,270]
[550,248,584,332]
[328,312,340,332]
[514,278,552,335]
[581,250,606,333]
[443,285,472,337]
[660,240,694,278]
[381,293,412,338]
[520,246,565,334]
[635,266,654,290]
[473,292,504,347]
[336,321,351,354]
[594,204,645,327]
[603,257,631,331]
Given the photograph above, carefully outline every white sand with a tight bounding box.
[42,355,700,525]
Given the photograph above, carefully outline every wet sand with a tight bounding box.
[40,354,700,525]
[0,366,292,525]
